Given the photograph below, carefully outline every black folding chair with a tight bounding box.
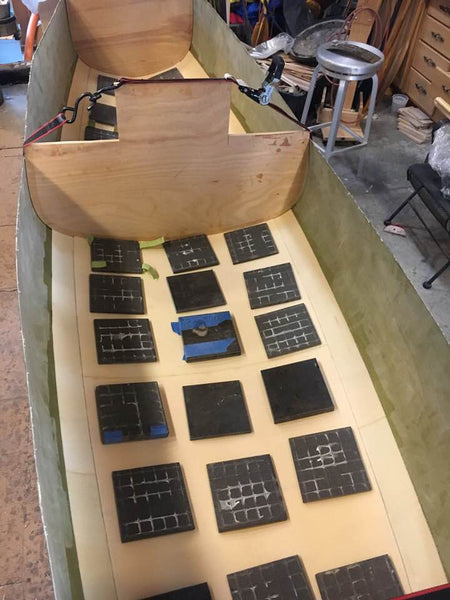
[384,123,450,289]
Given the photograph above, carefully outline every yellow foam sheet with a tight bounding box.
[52,53,446,600]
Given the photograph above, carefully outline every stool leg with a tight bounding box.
[325,79,348,161]
[301,65,321,125]
[363,74,378,143]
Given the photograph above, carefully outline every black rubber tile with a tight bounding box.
[163,235,218,273]
[97,75,116,95]
[112,463,194,543]
[244,263,300,309]
[167,270,226,313]
[84,126,118,140]
[143,583,211,599]
[316,555,404,600]
[91,238,142,274]
[94,319,157,364]
[90,102,117,126]
[172,311,241,362]
[95,382,168,444]
[255,303,320,359]
[225,223,279,264]
[207,454,287,532]
[183,380,251,440]
[261,359,334,423]
[228,555,315,600]
[89,274,144,314]
[151,68,184,80]
[289,427,371,503]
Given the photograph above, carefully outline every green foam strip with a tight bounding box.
[139,237,165,249]
[142,263,159,279]
[91,260,107,268]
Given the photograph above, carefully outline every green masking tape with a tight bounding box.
[139,237,165,249]
[142,263,159,279]
[91,260,107,269]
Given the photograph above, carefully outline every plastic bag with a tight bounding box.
[21,0,41,13]
[429,123,450,199]
[249,33,294,59]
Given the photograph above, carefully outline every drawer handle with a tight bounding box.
[424,55,436,67]
[443,85,450,93]
[415,83,427,94]
[439,4,450,14]
[431,31,445,42]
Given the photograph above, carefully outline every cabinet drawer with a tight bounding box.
[405,67,436,116]
[428,0,450,29]
[420,15,450,56]
[432,66,450,97]
[412,40,450,83]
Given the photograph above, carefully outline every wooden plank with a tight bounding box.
[66,0,193,77]
[343,0,384,111]
[24,80,309,240]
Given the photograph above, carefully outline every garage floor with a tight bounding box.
[0,81,448,599]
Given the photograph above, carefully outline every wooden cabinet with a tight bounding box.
[404,0,450,118]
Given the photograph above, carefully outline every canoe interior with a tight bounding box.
[16,0,450,598]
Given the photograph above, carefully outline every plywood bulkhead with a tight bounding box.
[24,80,309,240]
[66,0,193,77]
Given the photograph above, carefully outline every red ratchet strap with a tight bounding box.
[23,76,307,148]
[23,112,68,147]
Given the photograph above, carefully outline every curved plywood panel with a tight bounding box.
[24,80,309,240]
[66,0,193,77]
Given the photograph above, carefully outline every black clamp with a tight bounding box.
[227,55,285,106]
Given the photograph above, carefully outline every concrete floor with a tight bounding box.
[328,99,450,341]
[0,83,54,600]
[0,82,448,598]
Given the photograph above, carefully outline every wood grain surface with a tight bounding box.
[25,80,309,240]
[66,0,193,77]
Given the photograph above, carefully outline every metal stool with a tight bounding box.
[301,41,384,161]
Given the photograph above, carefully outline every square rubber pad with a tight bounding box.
[207,454,287,532]
[94,319,157,364]
[244,263,300,309]
[163,235,218,273]
[225,223,278,264]
[228,555,314,600]
[91,238,142,274]
[90,102,117,126]
[183,381,251,440]
[261,359,334,423]
[173,311,241,362]
[289,427,371,503]
[97,75,116,95]
[95,382,168,444]
[89,274,144,314]
[112,463,194,543]
[316,555,403,600]
[255,303,320,358]
[167,270,226,313]
[84,126,118,140]
[143,583,211,599]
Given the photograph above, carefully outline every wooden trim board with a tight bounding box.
[66,0,193,77]
[24,79,309,240]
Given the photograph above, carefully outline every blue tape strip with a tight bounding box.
[171,321,181,335]
[183,338,236,360]
[177,311,231,332]
[103,430,123,444]
[150,424,169,438]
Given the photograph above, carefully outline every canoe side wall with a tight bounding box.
[17,2,83,599]
[293,146,450,577]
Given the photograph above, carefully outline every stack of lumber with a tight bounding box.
[397,106,433,144]
[257,54,315,92]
